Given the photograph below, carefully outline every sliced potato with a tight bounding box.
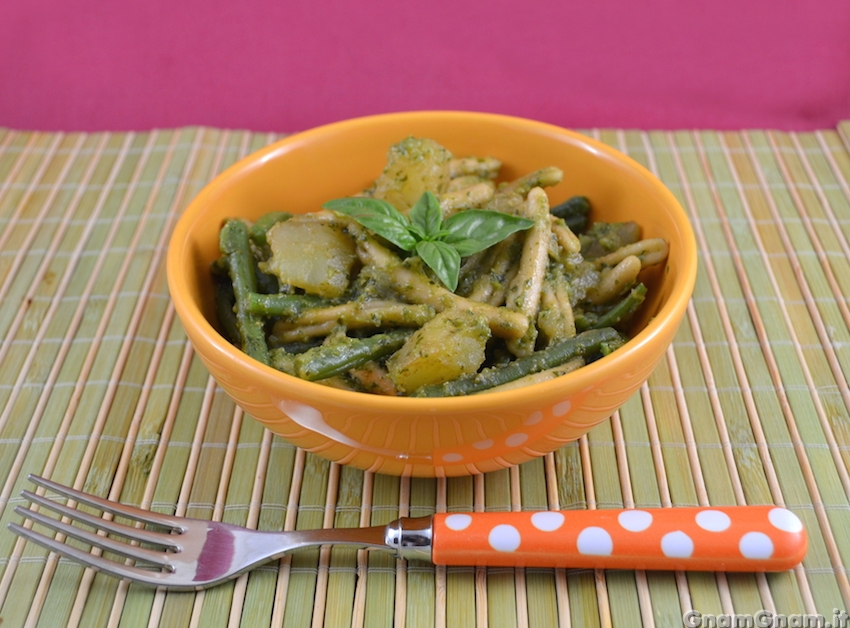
[369,137,453,212]
[261,218,357,298]
[387,309,490,393]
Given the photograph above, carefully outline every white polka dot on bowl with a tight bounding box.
[505,433,528,447]
[553,401,572,416]
[524,411,543,426]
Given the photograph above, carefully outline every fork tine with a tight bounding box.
[8,522,175,587]
[20,490,180,550]
[13,506,174,569]
[26,475,184,532]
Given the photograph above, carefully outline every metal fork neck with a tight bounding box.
[385,516,433,562]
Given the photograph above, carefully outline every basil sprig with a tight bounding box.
[324,191,534,291]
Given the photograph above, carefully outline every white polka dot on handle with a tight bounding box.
[618,510,653,532]
[768,507,803,533]
[444,514,472,531]
[530,511,565,532]
[489,524,522,552]
[576,527,614,556]
[442,452,463,463]
[695,509,731,532]
[661,531,694,558]
[739,531,774,559]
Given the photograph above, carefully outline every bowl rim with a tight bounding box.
[167,110,698,411]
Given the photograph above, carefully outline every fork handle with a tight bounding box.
[427,506,806,571]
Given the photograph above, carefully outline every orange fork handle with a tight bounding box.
[431,506,806,571]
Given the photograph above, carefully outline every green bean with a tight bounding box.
[253,259,280,294]
[600,335,627,356]
[550,195,591,233]
[218,244,278,294]
[249,211,292,247]
[220,219,270,364]
[245,293,328,317]
[413,327,622,397]
[482,357,585,393]
[499,166,563,198]
[212,271,240,345]
[211,256,229,276]
[577,283,647,332]
[268,338,324,353]
[271,329,413,381]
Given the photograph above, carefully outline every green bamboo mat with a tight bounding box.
[0,122,848,628]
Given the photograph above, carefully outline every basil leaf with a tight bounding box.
[323,197,417,251]
[446,237,491,257]
[442,210,534,257]
[415,240,461,292]
[409,190,443,237]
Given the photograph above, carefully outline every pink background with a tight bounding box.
[2,0,849,133]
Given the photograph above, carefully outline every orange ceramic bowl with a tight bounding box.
[167,111,697,477]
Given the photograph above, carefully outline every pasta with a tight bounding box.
[211,137,669,396]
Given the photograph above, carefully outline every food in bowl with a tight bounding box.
[211,137,669,397]
[166,111,697,476]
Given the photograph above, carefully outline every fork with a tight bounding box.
[9,475,807,591]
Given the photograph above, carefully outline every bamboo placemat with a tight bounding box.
[0,122,848,628]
